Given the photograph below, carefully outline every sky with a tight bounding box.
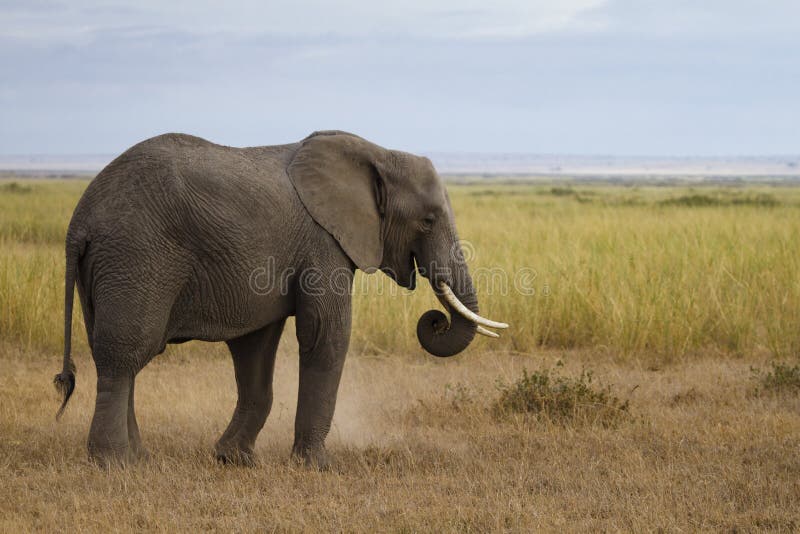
[1,0,798,156]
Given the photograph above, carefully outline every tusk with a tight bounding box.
[437,282,509,330]
[476,326,499,338]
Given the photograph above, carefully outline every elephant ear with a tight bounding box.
[287,131,386,272]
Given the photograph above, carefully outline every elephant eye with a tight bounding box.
[422,214,436,230]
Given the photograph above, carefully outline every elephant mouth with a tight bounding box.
[381,253,417,289]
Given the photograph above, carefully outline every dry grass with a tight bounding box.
[1,340,799,532]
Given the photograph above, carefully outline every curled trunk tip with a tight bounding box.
[416,306,477,358]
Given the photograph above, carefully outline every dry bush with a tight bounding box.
[0,181,32,194]
[751,361,800,395]
[493,364,631,427]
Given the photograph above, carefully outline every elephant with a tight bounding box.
[53,130,508,468]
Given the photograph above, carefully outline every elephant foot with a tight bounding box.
[215,444,256,467]
[89,437,151,467]
[291,443,330,470]
[88,443,138,468]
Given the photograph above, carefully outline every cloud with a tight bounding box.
[591,0,800,37]
[0,1,798,155]
[0,0,609,45]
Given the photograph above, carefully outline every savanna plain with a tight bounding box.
[1,178,799,532]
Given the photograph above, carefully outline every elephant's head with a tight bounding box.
[288,130,507,357]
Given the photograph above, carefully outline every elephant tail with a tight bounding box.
[54,235,83,420]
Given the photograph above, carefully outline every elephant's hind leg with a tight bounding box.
[88,335,156,467]
[88,368,134,467]
[87,370,148,466]
[215,319,286,466]
[85,243,187,466]
[87,305,171,466]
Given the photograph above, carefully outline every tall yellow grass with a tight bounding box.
[1,179,798,360]
[357,185,800,359]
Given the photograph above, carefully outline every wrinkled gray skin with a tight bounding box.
[54,130,479,468]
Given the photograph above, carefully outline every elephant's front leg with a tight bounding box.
[292,288,352,469]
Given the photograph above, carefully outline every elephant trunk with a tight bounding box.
[416,270,480,358]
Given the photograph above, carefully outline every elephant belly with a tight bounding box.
[166,261,296,343]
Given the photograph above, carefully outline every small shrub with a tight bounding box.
[660,193,779,207]
[660,194,721,207]
[730,194,779,207]
[549,186,576,197]
[751,362,800,395]
[544,186,596,203]
[493,365,630,427]
[0,182,32,194]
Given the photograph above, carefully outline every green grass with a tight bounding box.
[2,178,800,360]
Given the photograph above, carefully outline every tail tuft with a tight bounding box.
[53,362,76,421]
[56,233,83,421]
